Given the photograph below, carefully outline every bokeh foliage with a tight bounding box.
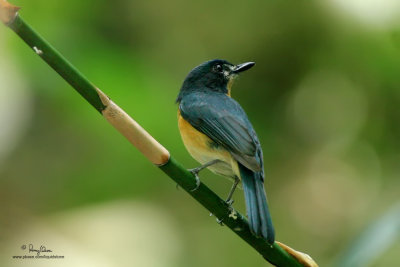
[1,0,400,266]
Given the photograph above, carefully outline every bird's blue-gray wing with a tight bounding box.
[179,93,262,173]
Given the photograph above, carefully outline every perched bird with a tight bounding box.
[176,59,275,244]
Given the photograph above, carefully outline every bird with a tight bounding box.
[176,59,275,244]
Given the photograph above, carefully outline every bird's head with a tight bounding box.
[176,59,255,102]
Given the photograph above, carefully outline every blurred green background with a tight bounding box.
[1,0,400,266]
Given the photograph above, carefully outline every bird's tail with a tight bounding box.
[239,164,275,244]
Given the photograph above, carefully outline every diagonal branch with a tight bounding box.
[1,1,317,266]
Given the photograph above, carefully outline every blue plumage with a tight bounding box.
[177,59,275,244]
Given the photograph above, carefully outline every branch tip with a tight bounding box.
[0,0,20,25]
[276,241,318,267]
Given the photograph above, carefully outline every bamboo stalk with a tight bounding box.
[1,1,317,266]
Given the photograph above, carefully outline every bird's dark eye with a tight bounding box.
[214,64,223,72]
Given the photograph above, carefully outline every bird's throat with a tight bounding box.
[227,78,235,97]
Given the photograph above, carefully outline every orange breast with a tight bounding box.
[177,110,239,178]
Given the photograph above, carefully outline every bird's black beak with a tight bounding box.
[232,62,255,74]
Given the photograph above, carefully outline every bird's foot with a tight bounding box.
[188,168,201,191]
[225,198,234,207]
[225,198,238,219]
[225,198,235,212]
